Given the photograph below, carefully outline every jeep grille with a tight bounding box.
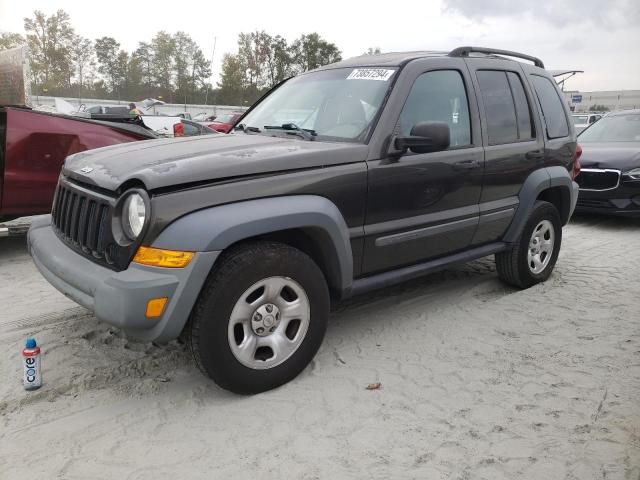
[51,177,133,270]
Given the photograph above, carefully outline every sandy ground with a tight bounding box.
[0,215,639,480]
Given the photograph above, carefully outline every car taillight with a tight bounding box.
[173,123,184,137]
[572,144,582,180]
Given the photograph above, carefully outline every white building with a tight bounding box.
[563,90,640,112]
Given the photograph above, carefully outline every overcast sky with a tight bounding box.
[1,0,638,91]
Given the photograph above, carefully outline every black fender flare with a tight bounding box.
[503,166,577,243]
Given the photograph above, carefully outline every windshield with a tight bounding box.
[579,114,640,142]
[572,115,589,124]
[239,67,397,142]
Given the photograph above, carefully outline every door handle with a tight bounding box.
[453,159,481,170]
[525,150,544,161]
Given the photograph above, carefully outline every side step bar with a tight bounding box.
[348,242,507,298]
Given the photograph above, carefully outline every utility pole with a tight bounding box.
[204,36,217,106]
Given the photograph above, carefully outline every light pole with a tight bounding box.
[204,36,217,106]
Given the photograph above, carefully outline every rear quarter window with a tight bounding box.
[530,75,569,139]
[506,72,534,141]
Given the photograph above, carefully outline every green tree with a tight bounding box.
[150,31,175,101]
[172,32,210,103]
[94,36,123,95]
[217,53,246,105]
[132,42,154,97]
[173,31,196,101]
[190,48,211,95]
[0,32,25,50]
[23,9,75,89]
[289,33,341,73]
[237,31,273,91]
[115,50,130,97]
[70,36,94,97]
[127,52,145,100]
[265,35,292,87]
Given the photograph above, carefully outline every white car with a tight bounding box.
[572,113,603,134]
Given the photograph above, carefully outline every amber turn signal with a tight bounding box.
[146,297,168,318]
[132,246,194,268]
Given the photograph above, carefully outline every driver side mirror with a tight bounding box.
[393,121,451,155]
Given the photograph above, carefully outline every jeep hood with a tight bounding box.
[578,142,640,171]
[63,133,369,191]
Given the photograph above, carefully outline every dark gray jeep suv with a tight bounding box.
[29,47,580,393]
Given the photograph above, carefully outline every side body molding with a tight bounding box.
[151,195,354,292]
[503,166,577,243]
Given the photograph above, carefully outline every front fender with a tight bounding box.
[151,195,354,292]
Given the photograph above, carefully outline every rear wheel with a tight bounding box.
[496,201,562,288]
[187,241,329,394]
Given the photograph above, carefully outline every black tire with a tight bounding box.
[496,201,562,289]
[187,241,330,394]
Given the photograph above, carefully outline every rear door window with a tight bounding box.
[530,75,569,139]
[477,70,537,145]
[476,71,516,145]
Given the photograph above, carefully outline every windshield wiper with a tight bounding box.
[263,123,317,141]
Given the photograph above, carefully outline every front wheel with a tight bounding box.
[187,241,330,394]
[496,201,562,289]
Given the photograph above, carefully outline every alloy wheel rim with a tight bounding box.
[227,276,310,370]
[527,219,555,274]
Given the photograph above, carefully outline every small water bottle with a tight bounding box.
[23,338,42,390]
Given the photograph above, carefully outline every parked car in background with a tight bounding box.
[193,113,217,122]
[28,46,579,393]
[572,113,603,134]
[575,109,640,216]
[0,106,156,221]
[85,105,131,115]
[206,112,244,133]
[140,116,218,137]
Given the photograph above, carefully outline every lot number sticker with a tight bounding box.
[347,69,395,81]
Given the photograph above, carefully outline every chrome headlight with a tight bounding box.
[625,168,640,180]
[122,192,147,239]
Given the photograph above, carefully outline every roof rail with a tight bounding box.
[449,46,545,69]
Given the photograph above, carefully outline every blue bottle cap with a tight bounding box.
[25,338,37,348]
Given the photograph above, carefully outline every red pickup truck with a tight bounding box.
[0,107,156,221]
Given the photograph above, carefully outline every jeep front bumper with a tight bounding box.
[28,216,219,342]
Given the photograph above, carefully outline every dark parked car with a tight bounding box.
[85,105,131,115]
[575,109,640,216]
[29,47,579,393]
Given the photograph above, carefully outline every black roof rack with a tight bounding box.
[449,46,544,69]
